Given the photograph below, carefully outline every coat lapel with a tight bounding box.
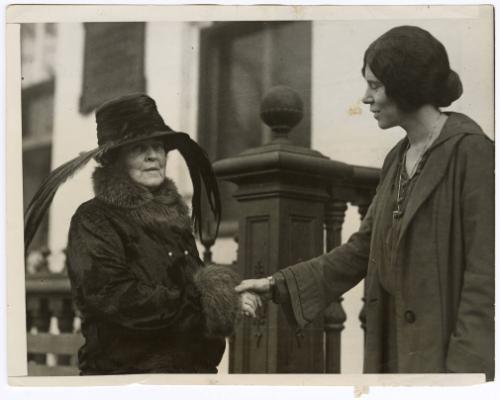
[396,112,485,244]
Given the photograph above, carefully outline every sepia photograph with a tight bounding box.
[4,3,495,394]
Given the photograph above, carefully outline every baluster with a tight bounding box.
[323,197,347,373]
[324,298,347,373]
[325,198,347,252]
[356,195,373,221]
[50,295,75,366]
[27,294,51,365]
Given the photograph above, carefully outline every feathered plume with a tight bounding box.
[169,132,221,242]
[24,146,108,251]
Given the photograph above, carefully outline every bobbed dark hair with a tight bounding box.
[362,26,463,112]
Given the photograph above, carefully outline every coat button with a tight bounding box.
[404,310,416,323]
[168,251,173,257]
[184,250,189,255]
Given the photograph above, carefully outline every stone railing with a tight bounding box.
[25,269,83,376]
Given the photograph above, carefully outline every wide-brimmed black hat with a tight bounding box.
[94,93,177,161]
[24,93,221,250]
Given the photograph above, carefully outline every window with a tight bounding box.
[79,23,146,114]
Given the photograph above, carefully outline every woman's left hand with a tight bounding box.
[240,291,262,318]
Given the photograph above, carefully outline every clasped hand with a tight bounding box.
[236,278,272,318]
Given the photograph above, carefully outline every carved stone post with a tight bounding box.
[323,198,347,373]
[214,86,352,373]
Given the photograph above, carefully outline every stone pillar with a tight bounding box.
[214,86,352,373]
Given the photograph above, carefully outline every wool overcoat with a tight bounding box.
[276,112,494,379]
[66,166,236,374]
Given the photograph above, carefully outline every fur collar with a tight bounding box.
[92,165,192,232]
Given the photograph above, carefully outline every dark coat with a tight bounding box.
[277,112,494,379]
[66,166,238,374]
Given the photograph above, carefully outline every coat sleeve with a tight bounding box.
[445,135,495,380]
[66,206,204,332]
[271,144,403,329]
[274,193,376,328]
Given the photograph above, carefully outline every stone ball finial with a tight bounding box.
[260,86,303,141]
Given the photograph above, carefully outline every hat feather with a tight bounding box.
[168,132,221,242]
[24,146,107,251]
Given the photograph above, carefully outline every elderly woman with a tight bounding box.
[236,26,494,379]
[25,94,259,374]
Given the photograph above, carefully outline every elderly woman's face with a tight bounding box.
[119,138,167,189]
[362,65,406,130]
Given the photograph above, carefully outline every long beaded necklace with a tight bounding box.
[392,114,445,221]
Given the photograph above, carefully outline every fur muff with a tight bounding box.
[193,265,242,337]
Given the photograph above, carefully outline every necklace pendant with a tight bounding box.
[393,210,403,220]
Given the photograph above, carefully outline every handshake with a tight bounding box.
[235,277,274,318]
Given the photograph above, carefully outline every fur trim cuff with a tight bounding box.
[193,265,241,337]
